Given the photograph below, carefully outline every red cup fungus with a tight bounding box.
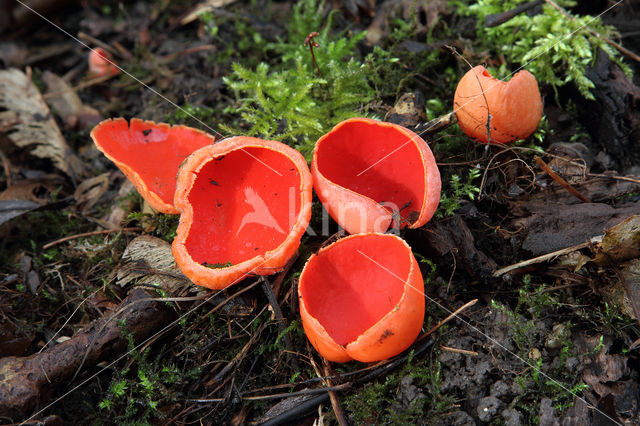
[172,137,313,290]
[299,233,425,362]
[88,48,119,77]
[311,118,441,235]
[453,65,543,144]
[91,118,217,214]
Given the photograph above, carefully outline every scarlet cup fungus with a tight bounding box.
[311,118,441,234]
[88,48,119,77]
[453,65,543,144]
[172,137,312,290]
[91,118,217,214]
[299,233,424,362]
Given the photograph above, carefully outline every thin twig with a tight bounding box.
[77,32,118,56]
[535,156,591,203]
[43,227,141,249]
[323,359,348,426]
[587,172,640,184]
[493,240,594,277]
[440,345,479,356]
[272,252,299,298]
[261,277,300,371]
[419,299,478,340]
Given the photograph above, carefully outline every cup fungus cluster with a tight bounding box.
[92,112,442,362]
[453,65,543,144]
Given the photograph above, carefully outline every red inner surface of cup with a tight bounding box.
[185,147,301,266]
[316,121,426,221]
[300,234,409,345]
[94,119,214,205]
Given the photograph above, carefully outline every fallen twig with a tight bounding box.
[413,111,458,136]
[440,345,479,356]
[420,299,478,340]
[535,156,591,203]
[43,227,141,249]
[261,277,300,371]
[323,359,348,426]
[0,288,175,418]
[493,240,594,277]
[485,0,544,27]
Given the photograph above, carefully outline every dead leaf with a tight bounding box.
[601,259,640,320]
[43,71,102,130]
[73,173,109,214]
[116,235,188,293]
[385,92,427,128]
[179,0,240,26]
[593,216,640,265]
[0,199,40,226]
[0,68,86,181]
[0,177,63,204]
[102,179,136,229]
[513,202,640,256]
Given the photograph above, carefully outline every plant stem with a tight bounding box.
[304,32,323,77]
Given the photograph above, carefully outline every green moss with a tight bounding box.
[453,0,632,100]
[222,0,379,159]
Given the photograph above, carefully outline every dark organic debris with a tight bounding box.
[0,288,176,419]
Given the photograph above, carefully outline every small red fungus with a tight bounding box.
[172,137,313,290]
[90,118,216,214]
[311,118,441,234]
[299,233,425,362]
[453,65,543,144]
[88,48,119,77]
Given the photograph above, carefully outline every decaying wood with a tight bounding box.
[0,68,86,181]
[0,287,176,419]
[578,50,640,170]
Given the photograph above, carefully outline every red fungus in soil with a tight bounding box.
[172,137,313,290]
[299,233,425,362]
[312,118,441,234]
[453,65,543,144]
[88,48,119,77]
[90,118,217,214]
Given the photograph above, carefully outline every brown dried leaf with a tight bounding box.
[594,215,640,265]
[43,71,102,130]
[73,173,109,214]
[0,199,40,226]
[601,259,640,319]
[0,68,86,180]
[116,235,188,293]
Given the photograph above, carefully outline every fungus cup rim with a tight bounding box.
[311,117,440,234]
[453,65,543,144]
[90,117,217,214]
[298,232,425,362]
[172,136,313,290]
